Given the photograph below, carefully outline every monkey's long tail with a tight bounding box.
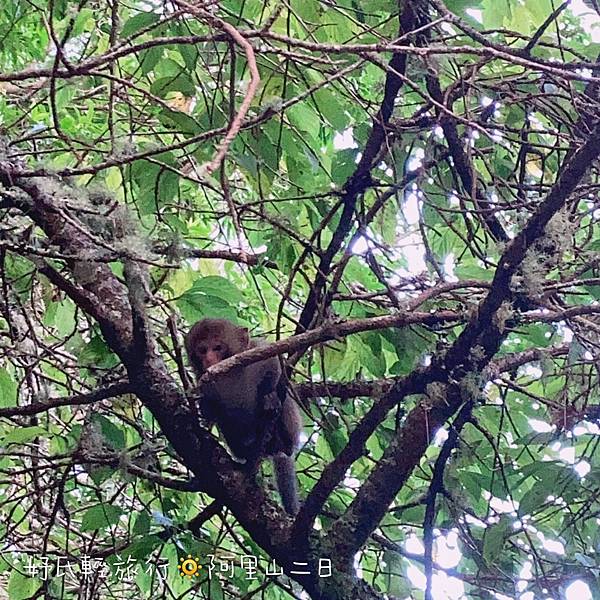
[273,454,299,515]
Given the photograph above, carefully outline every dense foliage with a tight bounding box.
[0,0,600,598]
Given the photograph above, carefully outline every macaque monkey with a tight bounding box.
[185,318,302,515]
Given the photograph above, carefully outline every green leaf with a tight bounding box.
[524,0,554,27]
[81,504,123,531]
[398,504,425,524]
[481,0,512,29]
[92,414,126,450]
[178,44,199,72]
[519,482,551,517]
[584,282,600,301]
[8,569,41,600]
[184,276,244,304]
[90,466,115,486]
[157,169,179,204]
[0,368,17,408]
[80,335,120,370]
[288,102,321,141]
[133,511,151,535]
[446,0,482,14]
[382,549,411,596]
[50,299,76,336]
[71,8,94,36]
[2,426,46,446]
[140,46,164,75]
[315,430,334,462]
[312,88,348,132]
[332,149,358,185]
[151,74,195,97]
[177,295,238,323]
[454,263,494,281]
[121,11,160,38]
[324,426,348,458]
[125,535,163,559]
[483,516,511,564]
[158,108,202,136]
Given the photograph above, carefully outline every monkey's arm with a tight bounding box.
[218,406,260,461]
[252,353,281,398]
[255,365,301,457]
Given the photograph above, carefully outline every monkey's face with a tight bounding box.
[186,319,251,374]
[196,339,230,370]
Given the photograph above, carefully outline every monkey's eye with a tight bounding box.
[213,344,223,353]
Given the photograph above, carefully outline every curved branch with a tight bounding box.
[173,1,260,176]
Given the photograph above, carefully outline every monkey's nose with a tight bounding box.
[205,353,220,367]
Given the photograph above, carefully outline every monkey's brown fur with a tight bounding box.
[185,318,301,514]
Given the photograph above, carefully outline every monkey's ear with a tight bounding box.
[238,326,250,347]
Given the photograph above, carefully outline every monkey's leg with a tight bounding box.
[255,389,283,454]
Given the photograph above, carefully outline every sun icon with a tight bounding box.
[178,554,201,579]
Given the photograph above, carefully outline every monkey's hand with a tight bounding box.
[261,390,282,414]
[256,368,278,400]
